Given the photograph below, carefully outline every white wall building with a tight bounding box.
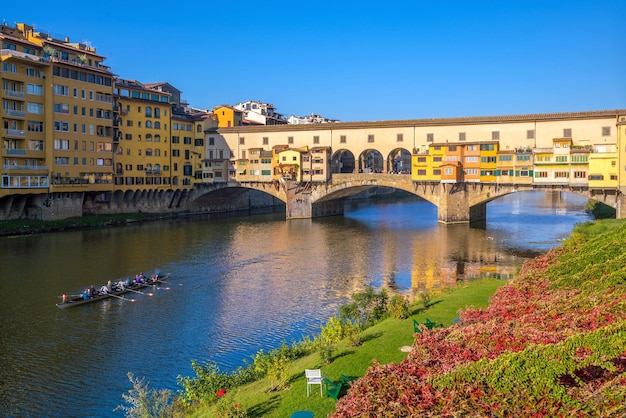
[234,100,287,125]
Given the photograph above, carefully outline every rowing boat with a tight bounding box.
[56,273,171,309]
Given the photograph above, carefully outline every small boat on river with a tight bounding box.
[56,273,171,309]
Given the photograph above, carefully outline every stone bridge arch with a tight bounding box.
[331,149,356,174]
[358,149,384,173]
[387,148,412,174]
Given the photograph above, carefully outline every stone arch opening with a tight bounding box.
[387,148,412,174]
[358,149,384,173]
[331,149,356,173]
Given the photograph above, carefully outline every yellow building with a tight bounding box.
[478,141,498,182]
[212,105,243,128]
[589,150,618,189]
[275,148,303,181]
[1,22,116,199]
[1,24,49,196]
[411,152,434,181]
[113,79,172,190]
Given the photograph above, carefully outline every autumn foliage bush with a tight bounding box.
[332,223,626,417]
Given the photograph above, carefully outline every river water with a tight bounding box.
[0,191,592,417]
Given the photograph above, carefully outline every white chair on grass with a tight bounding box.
[305,369,323,396]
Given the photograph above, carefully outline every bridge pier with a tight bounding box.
[437,183,470,224]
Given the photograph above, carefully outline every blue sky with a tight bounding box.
[3,1,625,122]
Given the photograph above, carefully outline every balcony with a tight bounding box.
[0,49,45,64]
[4,109,25,118]
[5,129,25,138]
[5,148,26,156]
[3,164,48,171]
[4,89,25,99]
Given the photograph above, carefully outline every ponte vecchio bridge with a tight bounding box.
[196,109,626,223]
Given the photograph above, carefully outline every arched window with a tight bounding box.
[146,163,152,173]
[146,120,152,128]
[154,135,161,142]
[145,106,152,117]
[116,146,123,155]
[146,134,152,142]
[146,148,153,156]
[155,149,161,157]
[154,108,160,118]
[154,121,161,129]
[197,125,202,133]
[154,163,161,173]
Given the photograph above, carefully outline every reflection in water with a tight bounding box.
[0,191,592,417]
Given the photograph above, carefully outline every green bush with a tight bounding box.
[388,295,410,319]
[418,291,431,310]
[320,316,345,344]
[116,372,174,418]
[318,338,335,364]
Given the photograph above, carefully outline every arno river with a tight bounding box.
[0,191,593,417]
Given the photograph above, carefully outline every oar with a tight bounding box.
[126,288,153,296]
[108,293,136,302]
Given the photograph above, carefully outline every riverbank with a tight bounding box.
[0,212,178,237]
[176,278,508,417]
[173,218,626,417]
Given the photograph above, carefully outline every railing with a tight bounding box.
[5,89,25,99]
[6,129,25,137]
[5,110,25,118]
[6,148,26,155]
[95,94,113,104]
[0,49,43,63]
[3,165,48,171]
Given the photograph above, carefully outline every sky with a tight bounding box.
[3,1,625,122]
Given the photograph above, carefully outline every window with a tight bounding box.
[417,169,426,175]
[571,154,588,163]
[368,135,374,143]
[27,103,44,114]
[459,132,466,141]
[555,172,569,178]
[340,135,346,144]
[527,129,535,139]
[574,171,586,178]
[53,103,69,114]
[54,139,70,150]
[426,133,434,142]
[492,131,499,140]
[480,144,495,151]
[535,171,548,178]
[3,62,16,73]
[263,137,269,145]
[313,136,319,144]
[448,146,457,152]
[555,156,568,162]
[209,137,214,146]
[27,84,43,95]
[54,121,70,132]
[602,126,611,136]
[54,84,70,96]
[288,136,294,144]
[433,156,442,162]
[563,128,572,138]
[145,106,152,117]
[396,133,403,142]
[498,155,512,162]
[239,137,245,145]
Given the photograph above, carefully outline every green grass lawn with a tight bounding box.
[192,278,507,417]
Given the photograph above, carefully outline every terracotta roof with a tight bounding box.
[217,109,626,133]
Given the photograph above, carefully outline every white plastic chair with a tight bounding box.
[305,369,323,396]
